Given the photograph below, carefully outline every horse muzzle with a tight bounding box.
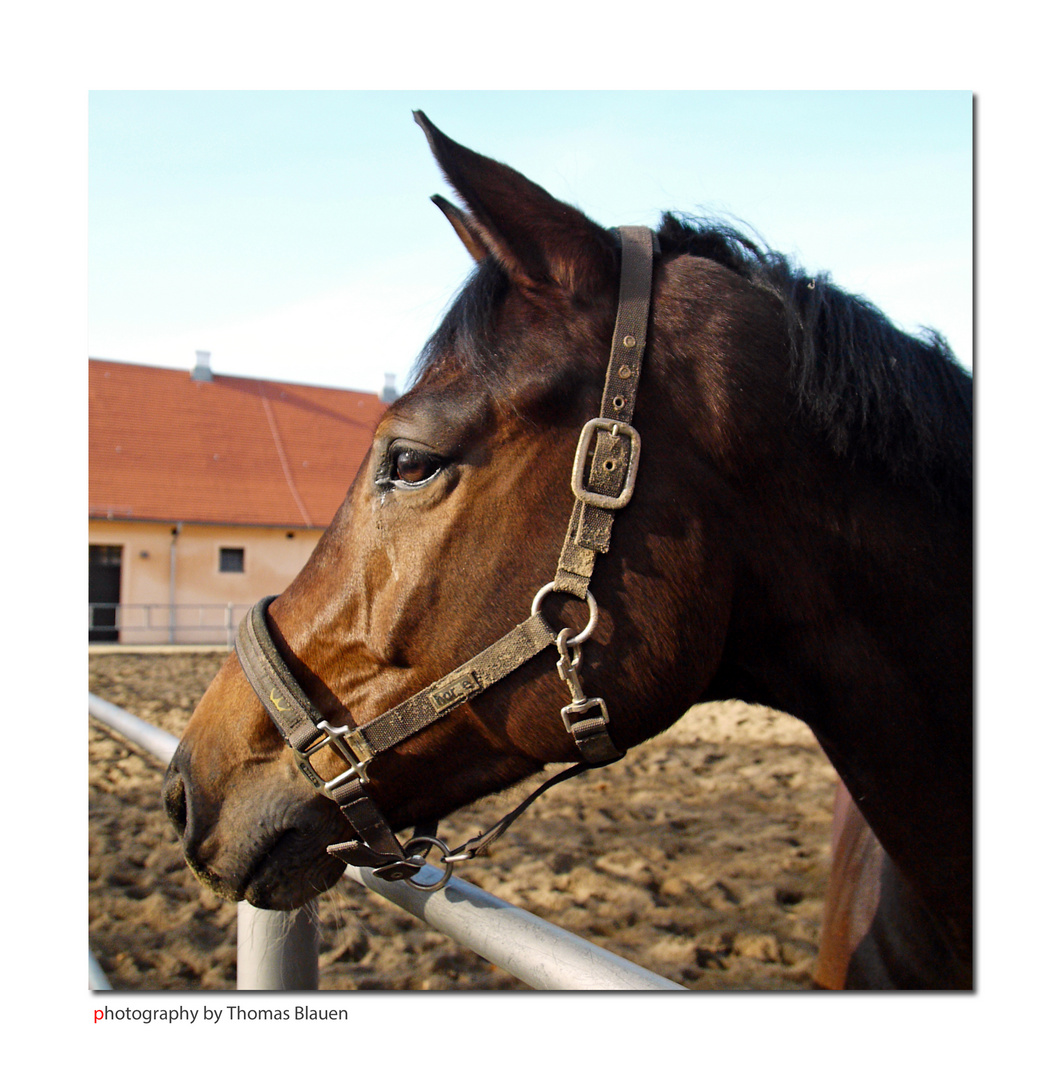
[162,744,348,910]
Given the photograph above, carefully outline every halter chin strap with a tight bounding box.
[235,225,657,889]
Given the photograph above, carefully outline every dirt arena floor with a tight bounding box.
[89,650,840,991]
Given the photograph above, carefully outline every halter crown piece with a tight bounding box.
[235,226,657,890]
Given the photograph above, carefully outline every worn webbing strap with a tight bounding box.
[236,596,323,752]
[326,779,409,868]
[554,225,656,599]
[353,611,556,759]
[567,711,619,765]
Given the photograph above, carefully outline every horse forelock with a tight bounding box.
[411,258,510,389]
[407,254,610,425]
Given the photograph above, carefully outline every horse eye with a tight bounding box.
[393,447,442,487]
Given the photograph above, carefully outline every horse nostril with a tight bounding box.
[162,761,188,836]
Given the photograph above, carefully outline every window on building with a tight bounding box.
[219,547,245,573]
[90,544,123,568]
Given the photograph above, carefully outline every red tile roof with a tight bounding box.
[89,359,387,527]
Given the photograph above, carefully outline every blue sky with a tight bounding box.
[89,91,971,395]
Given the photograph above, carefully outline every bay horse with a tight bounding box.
[163,113,972,990]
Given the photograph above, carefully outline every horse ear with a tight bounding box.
[430,194,490,263]
[414,111,615,297]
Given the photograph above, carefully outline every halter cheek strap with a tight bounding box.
[235,225,656,888]
[555,225,657,598]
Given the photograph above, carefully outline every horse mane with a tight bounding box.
[415,213,972,510]
[656,213,972,509]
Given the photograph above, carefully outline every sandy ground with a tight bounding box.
[89,651,839,991]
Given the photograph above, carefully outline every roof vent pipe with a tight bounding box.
[192,350,213,382]
[380,372,398,403]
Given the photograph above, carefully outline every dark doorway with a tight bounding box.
[89,545,122,642]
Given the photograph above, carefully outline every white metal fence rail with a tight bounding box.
[89,603,252,646]
[88,692,684,991]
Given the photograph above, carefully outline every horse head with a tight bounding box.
[162,114,770,909]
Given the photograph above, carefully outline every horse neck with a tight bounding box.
[712,455,972,932]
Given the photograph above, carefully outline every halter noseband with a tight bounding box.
[235,226,657,890]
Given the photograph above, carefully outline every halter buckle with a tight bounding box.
[571,418,641,510]
[292,719,374,792]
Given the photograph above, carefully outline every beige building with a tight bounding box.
[89,355,389,644]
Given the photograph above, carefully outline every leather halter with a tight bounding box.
[235,226,657,890]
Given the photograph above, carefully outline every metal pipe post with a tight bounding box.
[236,902,320,990]
[90,950,112,990]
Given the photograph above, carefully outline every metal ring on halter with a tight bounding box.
[403,835,455,892]
[530,581,599,646]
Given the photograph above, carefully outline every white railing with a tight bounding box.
[88,692,684,991]
[89,603,251,647]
